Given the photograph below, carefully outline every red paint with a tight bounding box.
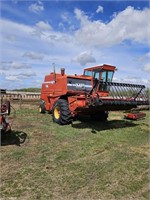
[40,64,116,116]
[125,112,146,120]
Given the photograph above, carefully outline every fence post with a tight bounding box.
[19,94,22,109]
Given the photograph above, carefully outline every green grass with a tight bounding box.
[1,103,150,200]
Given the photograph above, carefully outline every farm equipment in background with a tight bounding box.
[124,111,146,120]
[39,64,149,125]
[0,89,11,134]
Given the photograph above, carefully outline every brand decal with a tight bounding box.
[76,83,85,89]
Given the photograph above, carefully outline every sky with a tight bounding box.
[0,0,150,90]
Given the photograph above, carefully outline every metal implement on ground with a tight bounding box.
[0,89,11,133]
[124,112,146,120]
[39,64,149,125]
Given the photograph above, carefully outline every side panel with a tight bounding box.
[40,74,67,111]
[68,96,86,115]
[67,77,92,92]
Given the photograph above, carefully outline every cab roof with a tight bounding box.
[84,64,116,71]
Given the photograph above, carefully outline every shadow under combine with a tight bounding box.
[1,131,28,146]
[72,115,137,133]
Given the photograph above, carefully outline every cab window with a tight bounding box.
[101,71,113,82]
[101,71,107,81]
[94,71,100,79]
[84,70,93,76]
[107,71,113,82]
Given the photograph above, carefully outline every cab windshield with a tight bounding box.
[84,70,114,82]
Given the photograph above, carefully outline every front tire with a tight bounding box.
[39,101,46,113]
[52,99,72,125]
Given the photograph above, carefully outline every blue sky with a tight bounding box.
[0,0,150,89]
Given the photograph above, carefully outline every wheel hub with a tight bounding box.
[54,106,60,119]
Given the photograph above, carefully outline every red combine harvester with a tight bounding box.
[39,64,149,125]
[0,89,11,133]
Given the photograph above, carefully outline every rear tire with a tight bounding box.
[52,99,72,125]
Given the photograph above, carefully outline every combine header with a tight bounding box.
[39,64,149,125]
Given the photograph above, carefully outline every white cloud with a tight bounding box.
[5,75,20,81]
[72,51,96,66]
[0,18,33,36]
[19,71,36,77]
[143,63,150,72]
[61,12,68,22]
[137,52,150,62]
[69,25,75,31]
[136,52,150,73]
[0,62,9,70]
[74,8,89,26]
[31,21,52,38]
[112,12,117,19]
[23,52,44,60]
[31,29,45,38]
[28,1,44,14]
[96,6,103,14]
[123,76,142,83]
[74,6,150,47]
[4,35,16,42]
[0,61,31,70]
[114,76,150,86]
[0,18,75,59]
[61,12,71,25]
[58,22,66,31]
[11,62,31,69]
[5,71,36,82]
[35,21,52,31]
[1,7,150,89]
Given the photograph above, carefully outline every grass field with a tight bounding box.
[1,102,150,200]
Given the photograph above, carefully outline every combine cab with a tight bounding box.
[39,64,149,125]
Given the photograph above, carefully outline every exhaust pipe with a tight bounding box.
[61,68,65,76]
